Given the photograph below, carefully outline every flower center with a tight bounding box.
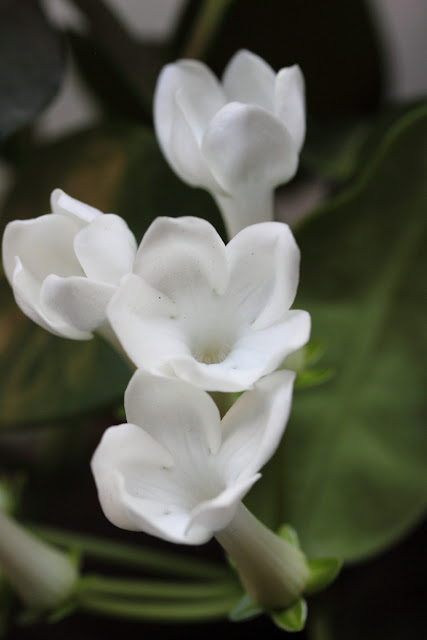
[192,339,233,365]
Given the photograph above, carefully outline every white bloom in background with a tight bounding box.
[92,370,309,608]
[154,49,305,238]
[2,189,137,340]
[108,216,310,392]
[0,510,78,611]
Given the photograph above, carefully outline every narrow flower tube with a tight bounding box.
[0,511,78,611]
[2,189,137,340]
[91,370,310,610]
[154,49,306,237]
[216,504,309,609]
[108,216,310,392]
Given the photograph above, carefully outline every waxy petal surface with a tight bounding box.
[202,103,298,193]
[223,49,275,112]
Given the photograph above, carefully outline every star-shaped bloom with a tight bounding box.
[154,49,305,237]
[2,189,137,339]
[92,369,310,609]
[91,369,295,545]
[108,216,310,392]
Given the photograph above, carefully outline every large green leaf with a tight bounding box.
[0,124,223,425]
[248,105,427,562]
[0,275,131,426]
[0,0,65,141]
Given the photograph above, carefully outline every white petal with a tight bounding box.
[74,214,137,286]
[9,258,91,339]
[229,310,311,378]
[133,217,228,299]
[91,423,175,531]
[154,60,225,156]
[40,275,116,333]
[51,189,102,224]
[202,103,298,193]
[222,49,275,113]
[187,475,260,536]
[218,371,296,483]
[275,65,306,152]
[125,370,222,458]
[226,222,301,329]
[167,91,225,191]
[107,273,189,369]
[170,311,309,392]
[2,215,83,285]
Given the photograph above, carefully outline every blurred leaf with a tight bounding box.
[302,101,427,183]
[67,32,156,123]
[196,0,383,118]
[0,0,66,141]
[248,105,427,561]
[70,0,163,118]
[306,558,342,595]
[0,124,224,425]
[272,598,307,632]
[0,275,130,425]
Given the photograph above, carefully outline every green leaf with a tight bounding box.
[276,524,301,548]
[272,598,307,632]
[229,594,263,622]
[295,368,335,390]
[302,101,426,184]
[0,0,65,141]
[305,557,342,594]
[0,275,131,425]
[268,105,427,562]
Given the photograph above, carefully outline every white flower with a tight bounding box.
[108,216,310,392]
[0,510,78,611]
[154,49,305,237]
[91,369,309,608]
[2,189,137,340]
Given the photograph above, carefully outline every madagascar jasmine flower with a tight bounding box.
[154,49,305,237]
[0,510,78,611]
[108,216,310,392]
[91,370,309,609]
[2,189,137,340]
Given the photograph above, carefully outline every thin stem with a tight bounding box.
[79,574,240,600]
[29,524,229,580]
[182,0,234,59]
[80,592,239,622]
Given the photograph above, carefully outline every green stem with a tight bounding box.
[80,592,239,622]
[79,574,240,600]
[182,0,234,59]
[29,524,229,580]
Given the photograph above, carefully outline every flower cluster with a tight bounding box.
[1,50,315,617]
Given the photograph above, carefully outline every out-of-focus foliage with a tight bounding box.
[247,104,427,562]
[174,0,384,117]
[0,0,65,141]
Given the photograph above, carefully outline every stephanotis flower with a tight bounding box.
[0,509,78,611]
[91,370,309,609]
[107,216,310,392]
[154,49,305,237]
[2,189,137,340]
